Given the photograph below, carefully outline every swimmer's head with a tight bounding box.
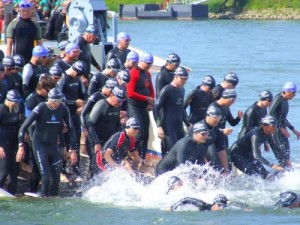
[166,176,183,194]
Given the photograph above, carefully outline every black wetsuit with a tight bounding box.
[0,104,23,195]
[184,87,213,124]
[230,127,281,179]
[25,91,47,192]
[3,74,15,92]
[155,135,207,176]
[188,120,225,169]
[12,73,24,100]
[211,84,224,101]
[105,47,130,66]
[210,102,240,148]
[155,84,189,147]
[45,10,66,41]
[155,66,174,99]
[22,63,43,98]
[269,93,293,166]
[171,197,212,211]
[74,35,100,78]
[0,81,7,104]
[87,72,109,96]
[80,91,106,171]
[6,17,42,63]
[93,131,136,173]
[86,99,120,176]
[53,59,71,73]
[87,99,120,146]
[80,91,106,130]
[238,102,267,138]
[57,73,86,173]
[18,102,77,197]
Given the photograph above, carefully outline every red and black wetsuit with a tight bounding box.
[127,66,154,158]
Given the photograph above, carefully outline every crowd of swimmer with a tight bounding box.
[0,0,299,210]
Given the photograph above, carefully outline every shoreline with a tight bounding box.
[209,8,300,20]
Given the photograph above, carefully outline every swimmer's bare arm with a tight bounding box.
[103,149,117,167]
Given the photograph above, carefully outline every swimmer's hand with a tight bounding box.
[271,164,284,171]
[16,146,25,162]
[292,129,300,140]
[69,150,78,165]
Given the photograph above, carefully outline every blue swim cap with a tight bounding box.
[13,54,25,68]
[112,85,126,100]
[139,52,154,64]
[126,117,141,129]
[117,70,130,84]
[224,72,239,86]
[72,60,86,75]
[2,56,15,67]
[126,51,139,62]
[49,65,62,77]
[174,66,188,78]
[282,82,297,93]
[259,90,273,101]
[117,32,131,41]
[48,88,63,100]
[6,90,21,102]
[32,45,48,57]
[222,89,237,99]
[105,78,118,90]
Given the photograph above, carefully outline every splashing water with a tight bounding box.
[82,163,300,210]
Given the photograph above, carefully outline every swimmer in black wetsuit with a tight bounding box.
[269,82,300,168]
[155,53,180,99]
[184,75,215,124]
[25,76,56,192]
[17,88,78,197]
[212,72,239,101]
[80,79,118,178]
[209,89,243,149]
[274,191,300,209]
[171,194,228,211]
[57,60,86,176]
[238,90,273,139]
[0,90,23,195]
[106,32,131,66]
[189,106,229,175]
[88,58,121,96]
[86,86,126,178]
[230,116,284,179]
[155,66,190,148]
[97,118,145,173]
[155,121,209,176]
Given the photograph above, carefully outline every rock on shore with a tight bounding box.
[210,9,300,20]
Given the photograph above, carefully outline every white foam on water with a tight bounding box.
[82,163,300,209]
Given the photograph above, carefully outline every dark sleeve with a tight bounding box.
[171,197,211,211]
[183,89,197,110]
[250,133,272,167]
[269,96,284,127]
[176,139,189,164]
[80,95,97,129]
[45,11,57,39]
[63,106,78,151]
[87,73,99,96]
[18,104,41,143]
[285,119,294,131]
[78,80,86,100]
[154,86,169,127]
[242,105,256,130]
[182,89,190,127]
[215,129,225,152]
[105,133,121,152]
[155,72,165,98]
[226,109,241,126]
[87,100,108,145]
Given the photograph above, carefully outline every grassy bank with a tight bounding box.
[106,0,300,14]
[106,0,158,13]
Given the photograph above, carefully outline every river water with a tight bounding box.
[1,20,300,225]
